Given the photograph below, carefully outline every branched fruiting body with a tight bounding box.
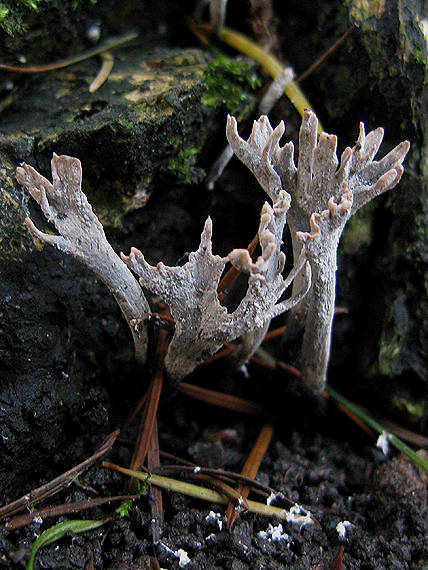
[227,110,409,394]
[17,154,150,363]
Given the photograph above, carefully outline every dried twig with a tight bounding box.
[0,32,137,73]
[0,430,119,519]
[5,494,138,530]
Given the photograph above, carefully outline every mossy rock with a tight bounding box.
[343,0,428,405]
[0,0,190,61]
[0,44,260,501]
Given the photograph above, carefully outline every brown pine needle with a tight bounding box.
[148,419,163,542]
[157,463,294,504]
[199,342,236,365]
[218,233,259,301]
[129,330,168,475]
[0,32,137,73]
[277,360,302,378]
[263,325,287,341]
[159,450,196,467]
[331,546,345,570]
[226,423,274,529]
[296,25,356,84]
[179,382,265,415]
[0,430,119,520]
[5,494,139,530]
[195,474,249,510]
[250,355,275,369]
[129,377,163,475]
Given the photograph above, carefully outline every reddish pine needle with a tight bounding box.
[263,325,287,341]
[226,423,274,529]
[179,382,265,415]
[296,25,356,84]
[331,546,345,570]
[218,233,259,301]
[199,343,236,365]
[148,419,163,542]
[129,329,168,475]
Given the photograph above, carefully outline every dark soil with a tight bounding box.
[1,361,427,569]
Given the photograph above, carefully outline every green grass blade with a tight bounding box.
[26,519,106,570]
[326,385,428,474]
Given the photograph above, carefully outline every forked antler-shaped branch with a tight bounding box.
[18,153,310,381]
[16,154,150,363]
[122,191,311,379]
[227,111,410,394]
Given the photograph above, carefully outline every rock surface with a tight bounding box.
[0,41,259,499]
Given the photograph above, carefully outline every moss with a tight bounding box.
[378,333,404,377]
[0,0,47,35]
[340,203,373,254]
[414,47,427,66]
[0,0,100,35]
[0,167,36,260]
[392,395,426,422]
[345,0,387,21]
[134,97,175,121]
[168,146,202,184]
[202,53,261,115]
[85,181,129,229]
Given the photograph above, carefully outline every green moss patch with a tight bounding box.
[202,53,261,115]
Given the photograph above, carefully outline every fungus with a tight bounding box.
[121,192,311,380]
[226,110,410,394]
[16,154,150,364]
[18,152,310,382]
[18,110,409,395]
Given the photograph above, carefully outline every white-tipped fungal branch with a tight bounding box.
[227,110,410,394]
[17,111,409,394]
[16,154,150,364]
[18,152,310,382]
[121,192,311,380]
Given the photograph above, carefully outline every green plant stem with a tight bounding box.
[194,22,322,132]
[103,462,307,520]
[326,386,428,474]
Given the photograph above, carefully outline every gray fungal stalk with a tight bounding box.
[122,192,311,380]
[17,154,150,364]
[227,110,410,395]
